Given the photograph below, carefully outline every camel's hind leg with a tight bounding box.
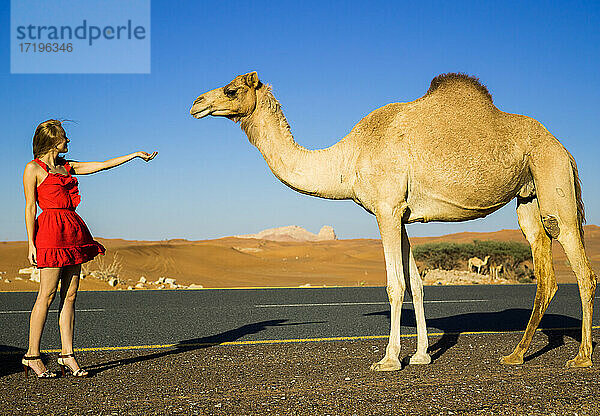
[550,203,596,366]
[557,230,596,367]
[527,145,596,367]
[501,196,557,365]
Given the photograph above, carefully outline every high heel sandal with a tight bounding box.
[57,353,88,377]
[22,355,57,379]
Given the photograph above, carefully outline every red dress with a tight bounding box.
[33,159,105,268]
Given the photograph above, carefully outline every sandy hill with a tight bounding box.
[1,225,598,291]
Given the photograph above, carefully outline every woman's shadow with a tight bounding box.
[0,346,27,378]
[364,308,592,363]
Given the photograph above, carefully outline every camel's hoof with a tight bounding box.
[500,353,523,365]
[409,353,432,365]
[370,358,402,372]
[566,356,592,368]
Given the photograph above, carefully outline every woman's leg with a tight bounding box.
[26,267,61,374]
[58,264,85,372]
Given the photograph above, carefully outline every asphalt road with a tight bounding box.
[1,284,598,352]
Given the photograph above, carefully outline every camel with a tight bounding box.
[490,263,504,280]
[468,256,490,274]
[190,71,596,370]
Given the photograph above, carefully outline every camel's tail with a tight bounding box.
[569,152,586,245]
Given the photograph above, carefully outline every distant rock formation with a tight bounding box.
[235,225,337,242]
[19,266,40,282]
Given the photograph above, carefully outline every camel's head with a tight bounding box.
[190,72,261,121]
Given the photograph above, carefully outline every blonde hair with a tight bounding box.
[32,119,67,159]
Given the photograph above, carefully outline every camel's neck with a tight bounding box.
[240,87,355,200]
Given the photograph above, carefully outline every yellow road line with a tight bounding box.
[1,326,598,355]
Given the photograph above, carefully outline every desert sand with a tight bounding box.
[1,225,598,292]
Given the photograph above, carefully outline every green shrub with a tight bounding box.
[515,266,535,283]
[412,240,532,273]
[412,242,463,270]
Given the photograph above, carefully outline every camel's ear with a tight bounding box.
[244,71,260,89]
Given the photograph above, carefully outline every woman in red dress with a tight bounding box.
[22,119,157,378]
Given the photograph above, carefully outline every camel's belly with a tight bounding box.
[405,167,526,223]
[405,196,509,223]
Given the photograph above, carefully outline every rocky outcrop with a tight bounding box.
[316,226,336,241]
[235,225,337,242]
[19,266,40,283]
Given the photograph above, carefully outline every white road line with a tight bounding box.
[0,308,105,314]
[255,300,489,308]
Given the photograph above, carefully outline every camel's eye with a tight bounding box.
[224,87,237,98]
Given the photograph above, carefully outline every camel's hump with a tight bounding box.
[426,73,493,103]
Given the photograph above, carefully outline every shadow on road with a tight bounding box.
[364,308,592,362]
[84,319,324,376]
[0,319,325,378]
[0,345,27,378]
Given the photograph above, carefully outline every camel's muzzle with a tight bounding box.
[190,106,211,119]
[190,94,215,119]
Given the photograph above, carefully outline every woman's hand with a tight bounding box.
[136,151,158,162]
[28,243,37,266]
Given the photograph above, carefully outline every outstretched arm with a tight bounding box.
[69,151,158,175]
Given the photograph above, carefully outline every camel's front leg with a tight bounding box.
[370,211,406,372]
[402,226,431,365]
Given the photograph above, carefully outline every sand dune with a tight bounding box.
[1,225,598,292]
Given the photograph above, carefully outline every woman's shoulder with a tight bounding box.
[24,159,42,172]
[23,160,45,183]
[25,159,53,175]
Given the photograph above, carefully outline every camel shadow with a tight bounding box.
[85,319,324,376]
[364,308,592,363]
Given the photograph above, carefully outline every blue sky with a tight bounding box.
[1,1,599,241]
